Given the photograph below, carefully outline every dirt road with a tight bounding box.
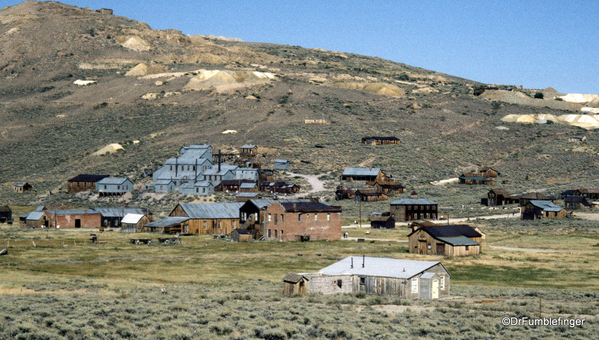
[285,172,328,194]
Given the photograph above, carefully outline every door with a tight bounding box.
[418,240,427,254]
[436,243,445,255]
[75,219,81,228]
[432,279,439,299]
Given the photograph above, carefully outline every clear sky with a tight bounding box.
[4,0,599,94]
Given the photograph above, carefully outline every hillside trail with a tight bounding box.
[285,171,329,194]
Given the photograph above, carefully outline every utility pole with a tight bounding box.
[359,198,362,228]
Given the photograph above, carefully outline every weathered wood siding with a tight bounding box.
[409,229,481,256]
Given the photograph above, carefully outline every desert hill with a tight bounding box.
[1,1,598,210]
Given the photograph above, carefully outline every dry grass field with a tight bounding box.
[1,220,599,339]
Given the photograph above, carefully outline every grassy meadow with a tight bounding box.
[1,219,599,339]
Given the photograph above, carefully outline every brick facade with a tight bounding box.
[263,201,342,241]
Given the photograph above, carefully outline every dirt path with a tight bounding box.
[486,246,568,253]
[285,172,329,194]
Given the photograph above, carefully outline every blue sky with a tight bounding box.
[4,0,599,94]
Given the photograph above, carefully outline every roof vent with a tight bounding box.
[350,257,353,269]
[362,255,365,268]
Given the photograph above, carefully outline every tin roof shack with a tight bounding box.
[14,182,33,193]
[143,217,189,234]
[288,257,449,299]
[68,174,109,193]
[374,182,405,195]
[231,229,252,242]
[274,159,290,170]
[564,196,595,210]
[390,198,438,222]
[45,209,102,228]
[97,177,133,197]
[408,224,482,256]
[521,200,567,220]
[283,274,309,296]
[120,213,151,233]
[0,206,12,223]
[25,211,49,228]
[369,213,395,229]
[169,202,244,235]
[481,189,519,206]
[235,192,261,202]
[92,207,153,228]
[239,182,259,192]
[263,201,342,241]
[519,193,557,207]
[335,187,355,200]
[355,189,388,202]
[361,136,400,145]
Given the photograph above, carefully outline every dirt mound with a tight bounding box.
[558,93,599,104]
[503,114,599,129]
[93,143,124,156]
[125,63,168,77]
[482,90,583,111]
[120,36,151,52]
[331,82,405,97]
[183,70,275,91]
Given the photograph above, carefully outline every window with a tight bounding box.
[218,221,221,229]
[280,230,283,239]
[104,185,106,189]
[412,278,418,293]
[327,213,331,221]
[202,188,205,193]
[170,166,173,171]
[440,276,445,289]
[196,188,198,193]
[117,186,120,190]
[183,225,188,233]
[193,166,196,171]
[268,214,272,222]
[274,214,277,225]
[281,214,284,223]
[233,221,236,228]
[427,244,431,250]
[274,230,278,238]
[359,277,365,285]
[465,246,469,251]
[298,214,302,222]
[203,221,207,230]
[314,214,318,221]
[337,279,343,288]
[268,229,271,238]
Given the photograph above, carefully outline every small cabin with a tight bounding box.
[274,159,290,170]
[240,145,258,157]
[361,136,400,146]
[408,224,482,256]
[231,229,252,242]
[14,182,33,193]
[283,274,309,296]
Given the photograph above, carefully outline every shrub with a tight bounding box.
[534,92,544,99]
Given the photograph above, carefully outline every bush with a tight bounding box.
[534,92,544,99]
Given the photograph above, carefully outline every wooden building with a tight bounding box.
[390,198,438,222]
[369,213,395,229]
[283,274,309,296]
[361,136,400,146]
[25,211,49,228]
[521,200,567,220]
[14,182,33,193]
[240,145,258,157]
[274,159,290,170]
[231,229,252,242]
[355,189,388,202]
[459,176,495,185]
[408,224,482,256]
[574,188,599,200]
[67,174,109,193]
[143,217,189,234]
[215,179,255,192]
[479,167,500,178]
[92,207,153,229]
[97,177,133,197]
[169,202,244,235]
[481,189,519,206]
[335,187,355,200]
[519,193,557,207]
[285,257,450,299]
[0,206,12,223]
[374,182,405,195]
[564,196,595,210]
[341,167,383,183]
[239,182,259,192]
[120,213,151,233]
[235,192,261,202]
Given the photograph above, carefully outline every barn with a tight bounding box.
[285,256,450,299]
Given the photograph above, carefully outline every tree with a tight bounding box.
[534,92,544,99]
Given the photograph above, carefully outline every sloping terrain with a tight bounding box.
[1,1,598,210]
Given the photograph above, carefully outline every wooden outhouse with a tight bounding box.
[231,229,252,242]
[283,274,309,296]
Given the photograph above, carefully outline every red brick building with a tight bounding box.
[263,201,342,241]
[44,209,102,228]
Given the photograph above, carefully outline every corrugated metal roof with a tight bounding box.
[390,198,437,205]
[121,213,144,224]
[236,192,260,198]
[179,202,244,219]
[275,159,289,163]
[46,209,100,215]
[241,145,256,148]
[26,211,46,220]
[436,236,480,246]
[144,217,189,228]
[68,174,109,182]
[91,207,148,218]
[529,200,564,212]
[414,225,481,239]
[97,177,130,185]
[281,202,341,213]
[342,167,381,177]
[154,179,174,185]
[319,256,445,279]
[420,272,437,279]
[240,183,257,189]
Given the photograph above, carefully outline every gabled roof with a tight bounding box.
[177,203,244,219]
[411,225,482,239]
[362,136,399,141]
[45,209,100,215]
[26,211,46,221]
[97,177,130,185]
[0,205,11,213]
[68,174,109,182]
[14,182,30,187]
[576,188,599,194]
[240,182,258,189]
[275,159,289,163]
[241,145,257,149]
[283,273,309,283]
[342,167,381,177]
[153,179,175,185]
[528,200,564,212]
[390,198,437,206]
[565,196,592,206]
[236,192,260,198]
[436,236,480,246]
[233,228,251,235]
[318,256,447,279]
[121,213,145,224]
[91,207,150,218]
[520,192,552,200]
[489,189,511,196]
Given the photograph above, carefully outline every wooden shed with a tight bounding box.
[481,189,519,206]
[521,200,567,220]
[231,229,252,242]
[25,211,49,228]
[0,206,12,223]
[355,189,387,202]
[408,224,482,256]
[120,213,151,233]
[369,214,395,229]
[283,274,309,296]
[14,182,33,193]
